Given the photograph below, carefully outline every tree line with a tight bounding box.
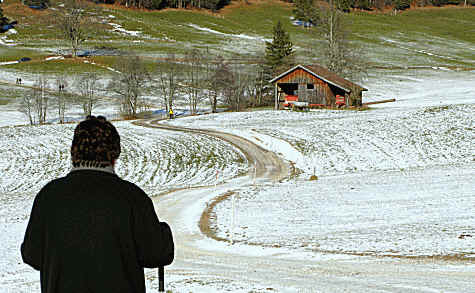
[293,0,473,15]
[18,73,102,125]
[22,0,474,14]
[18,51,270,125]
[105,0,231,10]
[18,0,368,125]
[0,5,9,26]
[21,0,230,11]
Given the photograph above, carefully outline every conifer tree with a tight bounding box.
[337,0,352,12]
[293,0,319,23]
[257,21,294,107]
[264,20,294,76]
[0,6,8,26]
[23,0,50,9]
[394,0,411,10]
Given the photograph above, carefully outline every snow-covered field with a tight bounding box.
[0,67,474,292]
[165,103,473,176]
[211,165,475,258]
[163,69,475,259]
[0,121,247,292]
[0,122,247,195]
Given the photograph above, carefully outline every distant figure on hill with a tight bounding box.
[169,108,174,119]
[21,115,174,293]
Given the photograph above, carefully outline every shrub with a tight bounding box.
[394,0,411,10]
[309,175,318,181]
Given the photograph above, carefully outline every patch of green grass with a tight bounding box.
[423,105,451,113]
[0,99,11,105]
[107,8,228,45]
[0,83,30,103]
[224,1,295,36]
[349,8,475,44]
[247,106,274,111]
[3,59,112,75]
[346,8,475,66]
[0,48,48,63]
[2,0,474,73]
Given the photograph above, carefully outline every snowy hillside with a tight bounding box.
[0,121,248,292]
[0,67,474,292]
[162,69,475,259]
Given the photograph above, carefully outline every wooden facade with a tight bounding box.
[270,65,367,109]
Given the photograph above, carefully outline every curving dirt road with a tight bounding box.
[136,118,475,293]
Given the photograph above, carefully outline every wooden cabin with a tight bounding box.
[270,64,368,109]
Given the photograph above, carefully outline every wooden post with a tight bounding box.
[231,193,235,245]
[299,83,307,103]
[158,266,164,292]
[274,83,278,110]
[362,98,396,106]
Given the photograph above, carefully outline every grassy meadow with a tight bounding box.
[0,0,473,106]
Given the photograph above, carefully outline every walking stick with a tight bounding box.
[158,266,165,292]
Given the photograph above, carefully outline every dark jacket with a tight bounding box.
[21,169,174,293]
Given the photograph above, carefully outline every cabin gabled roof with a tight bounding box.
[269,64,367,93]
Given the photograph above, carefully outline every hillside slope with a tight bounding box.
[1,0,474,67]
[0,0,473,111]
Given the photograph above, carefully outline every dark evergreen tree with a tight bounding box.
[0,6,9,26]
[352,0,371,10]
[337,0,352,12]
[264,20,294,76]
[293,0,314,22]
[258,21,294,106]
[23,0,50,8]
[394,0,411,10]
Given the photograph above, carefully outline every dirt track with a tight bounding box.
[135,118,475,293]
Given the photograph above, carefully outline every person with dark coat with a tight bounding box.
[21,115,174,293]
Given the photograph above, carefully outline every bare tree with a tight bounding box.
[55,0,92,57]
[202,54,224,113]
[19,90,35,125]
[55,75,68,123]
[210,60,231,112]
[19,76,50,124]
[35,76,49,124]
[230,63,252,111]
[318,0,367,81]
[184,49,205,115]
[251,63,267,107]
[108,56,150,119]
[154,54,182,112]
[218,63,250,112]
[76,73,101,117]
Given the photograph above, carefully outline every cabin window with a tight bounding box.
[307,83,314,89]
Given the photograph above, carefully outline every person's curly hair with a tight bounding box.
[71,116,121,168]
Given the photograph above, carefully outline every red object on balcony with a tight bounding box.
[336,95,345,106]
[309,104,325,108]
[285,95,298,102]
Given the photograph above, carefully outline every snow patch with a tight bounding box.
[108,22,141,37]
[0,61,19,66]
[188,24,271,43]
[45,56,64,61]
